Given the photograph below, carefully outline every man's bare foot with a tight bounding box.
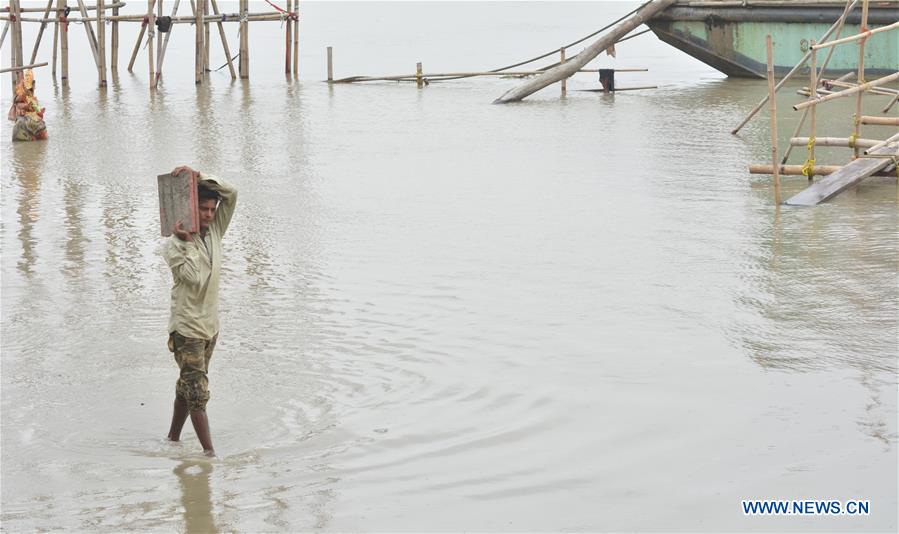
[203,449,216,458]
[167,434,181,442]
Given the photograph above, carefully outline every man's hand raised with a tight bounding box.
[173,220,193,242]
[171,165,200,181]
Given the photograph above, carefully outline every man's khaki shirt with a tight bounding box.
[161,174,237,340]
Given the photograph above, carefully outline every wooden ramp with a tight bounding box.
[785,143,898,206]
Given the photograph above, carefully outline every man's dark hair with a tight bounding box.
[198,186,221,203]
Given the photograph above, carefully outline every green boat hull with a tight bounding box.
[647,2,899,78]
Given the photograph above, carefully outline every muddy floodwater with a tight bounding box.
[2,2,897,532]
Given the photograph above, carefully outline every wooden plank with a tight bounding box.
[157,171,198,236]
[785,143,898,206]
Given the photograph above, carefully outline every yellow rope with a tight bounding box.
[802,136,816,178]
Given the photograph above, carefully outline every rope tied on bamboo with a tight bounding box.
[848,132,858,148]
[802,137,816,179]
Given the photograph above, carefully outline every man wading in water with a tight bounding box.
[161,165,237,457]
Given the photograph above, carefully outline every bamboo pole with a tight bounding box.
[333,69,649,84]
[51,13,58,76]
[0,21,7,50]
[807,39,817,180]
[126,0,152,72]
[326,45,332,82]
[75,0,100,67]
[793,72,899,110]
[155,0,161,67]
[853,0,870,160]
[790,136,880,148]
[494,0,675,104]
[810,20,899,50]
[193,0,201,83]
[8,1,120,11]
[285,0,291,74]
[3,11,288,23]
[59,0,67,85]
[238,0,247,78]
[209,0,235,79]
[882,94,899,113]
[111,3,117,70]
[9,0,20,94]
[822,78,899,96]
[28,0,55,64]
[203,0,209,73]
[560,47,566,95]
[0,61,48,74]
[864,132,899,155]
[97,0,105,86]
[148,0,155,85]
[154,0,180,88]
[749,164,897,177]
[731,0,859,134]
[860,116,899,126]
[416,62,423,88]
[766,35,781,205]
[292,0,298,76]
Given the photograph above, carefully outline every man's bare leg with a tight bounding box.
[168,397,189,441]
[190,410,216,457]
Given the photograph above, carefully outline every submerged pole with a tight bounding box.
[326,45,332,82]
[766,35,781,205]
[853,0,869,160]
[59,0,68,85]
[239,0,248,78]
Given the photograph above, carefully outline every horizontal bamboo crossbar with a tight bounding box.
[789,136,881,148]
[749,164,897,177]
[864,133,899,155]
[2,11,291,23]
[332,68,648,84]
[810,21,899,50]
[823,78,899,95]
[794,71,899,110]
[1,1,123,12]
[861,116,899,126]
[0,61,48,74]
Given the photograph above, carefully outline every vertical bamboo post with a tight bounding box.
[285,0,292,74]
[560,47,566,95]
[156,0,162,67]
[52,12,59,77]
[853,0,869,160]
[416,62,423,88]
[239,0,248,78]
[14,0,23,71]
[155,0,181,88]
[203,0,210,73]
[195,0,202,83]
[326,45,332,82]
[98,0,106,86]
[59,0,68,85]
[209,0,236,79]
[9,0,18,95]
[807,40,817,181]
[148,0,155,86]
[292,0,299,77]
[111,3,118,71]
[29,0,56,64]
[766,35,781,205]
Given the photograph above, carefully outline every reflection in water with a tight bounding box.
[11,144,47,278]
[174,460,218,534]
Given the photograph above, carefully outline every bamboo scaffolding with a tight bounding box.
[790,136,881,148]
[731,0,859,135]
[766,35,781,204]
[883,94,899,113]
[2,1,120,12]
[28,0,54,64]
[860,116,899,126]
[332,68,649,84]
[824,78,899,95]
[154,0,180,88]
[147,0,155,85]
[209,0,235,79]
[0,61,48,74]
[3,11,287,22]
[793,72,899,111]
[810,20,899,50]
[9,0,22,94]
